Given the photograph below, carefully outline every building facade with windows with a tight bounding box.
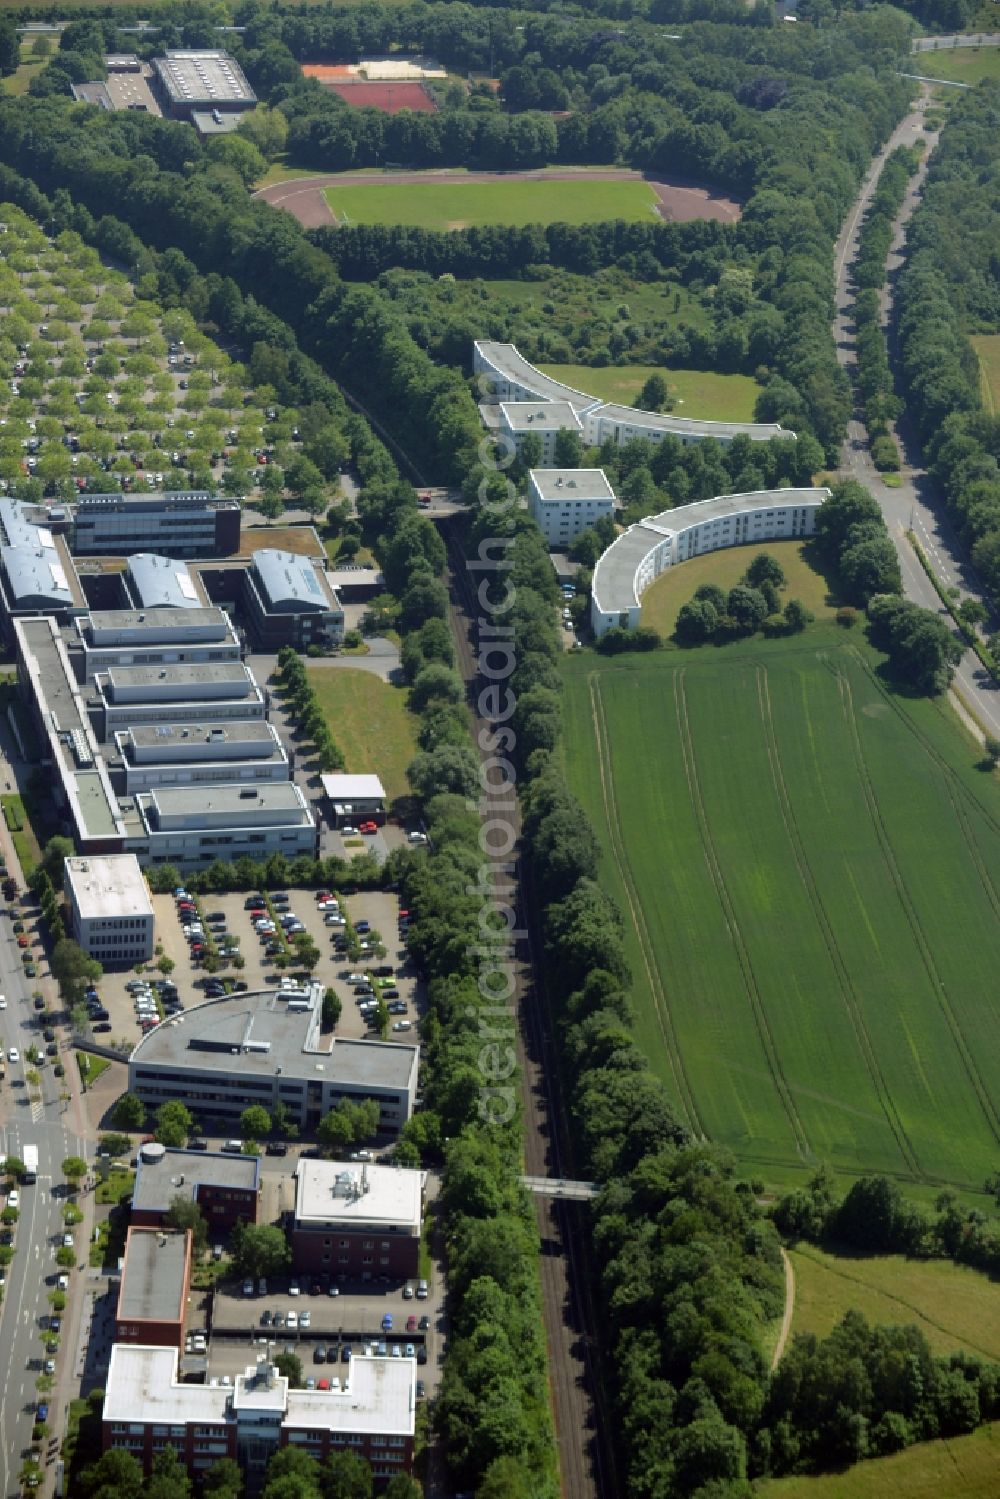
[69,607,242,685]
[589,487,829,635]
[72,493,242,558]
[498,401,584,465]
[111,720,289,794]
[528,468,616,546]
[290,1161,425,1279]
[63,853,154,963]
[242,550,344,651]
[126,781,316,868]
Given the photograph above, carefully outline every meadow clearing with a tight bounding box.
[323,176,659,230]
[538,362,762,421]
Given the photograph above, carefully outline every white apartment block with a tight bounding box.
[498,402,583,466]
[528,469,616,546]
[64,853,154,964]
[590,488,829,635]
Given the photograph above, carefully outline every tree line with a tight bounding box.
[852,144,922,474]
[894,85,1000,607]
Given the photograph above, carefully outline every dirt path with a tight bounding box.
[254,167,742,230]
[772,1246,796,1370]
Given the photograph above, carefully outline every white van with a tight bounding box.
[221,1139,243,1154]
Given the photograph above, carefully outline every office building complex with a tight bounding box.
[115,1228,192,1351]
[131,1143,261,1234]
[242,549,344,650]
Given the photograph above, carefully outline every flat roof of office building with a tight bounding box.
[530,468,616,502]
[76,490,236,512]
[153,50,255,108]
[82,605,231,635]
[294,1160,424,1233]
[125,554,207,609]
[117,1229,189,1324]
[125,720,278,751]
[64,853,152,921]
[104,661,254,692]
[499,401,583,432]
[131,1145,260,1216]
[250,549,341,614]
[145,781,307,819]
[131,990,418,1090]
[103,1347,414,1436]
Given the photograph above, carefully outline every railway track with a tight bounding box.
[444,526,616,1499]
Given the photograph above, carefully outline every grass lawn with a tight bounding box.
[560,618,1000,1193]
[758,1422,1000,1498]
[971,333,1000,417]
[324,177,659,230]
[2,41,49,97]
[788,1244,1000,1361]
[1,794,41,879]
[77,1053,111,1089]
[240,526,323,558]
[538,362,762,421]
[305,667,418,803]
[95,1169,134,1207]
[641,540,838,639]
[911,45,1000,85]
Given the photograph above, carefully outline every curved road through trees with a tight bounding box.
[833,87,1000,738]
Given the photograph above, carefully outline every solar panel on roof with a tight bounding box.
[177,573,198,600]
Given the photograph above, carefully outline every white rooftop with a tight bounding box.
[320,773,386,802]
[294,1160,424,1233]
[64,853,153,922]
[529,468,616,502]
[500,401,583,432]
[103,1346,415,1437]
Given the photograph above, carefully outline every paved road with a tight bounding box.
[833,88,1000,739]
[912,31,1000,52]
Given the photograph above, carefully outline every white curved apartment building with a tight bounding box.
[590,487,829,636]
[474,340,793,451]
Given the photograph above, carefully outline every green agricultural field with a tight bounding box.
[324,178,659,230]
[759,1421,1000,1498]
[971,333,1000,417]
[788,1244,1000,1361]
[913,44,1000,85]
[641,540,838,638]
[306,667,417,803]
[560,625,1000,1192]
[538,362,762,420]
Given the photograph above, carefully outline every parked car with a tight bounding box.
[355,920,371,934]
[313,1345,326,1364]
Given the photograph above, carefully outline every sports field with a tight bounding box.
[971,333,1000,416]
[560,628,1000,1190]
[538,362,761,421]
[323,178,659,230]
[913,45,1000,85]
[640,540,837,636]
[788,1244,1000,1361]
[761,1421,1000,1498]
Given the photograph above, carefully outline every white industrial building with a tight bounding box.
[590,487,829,635]
[498,401,584,465]
[128,781,316,867]
[528,469,617,546]
[111,721,289,794]
[69,608,242,684]
[129,985,418,1133]
[474,341,793,448]
[63,852,155,965]
[0,498,86,628]
[122,554,209,611]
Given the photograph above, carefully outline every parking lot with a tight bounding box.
[84,887,421,1055]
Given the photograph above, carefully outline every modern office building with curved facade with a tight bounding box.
[590,487,830,636]
[474,341,794,450]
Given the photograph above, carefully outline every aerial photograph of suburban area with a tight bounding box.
[0,0,996,1495]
